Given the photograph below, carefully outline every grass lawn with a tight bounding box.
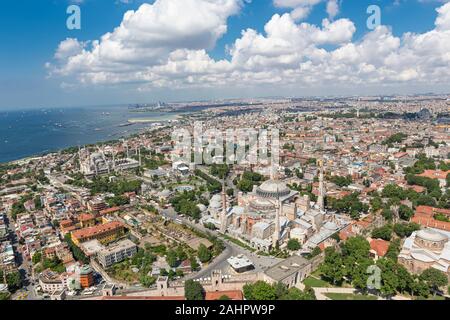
[303,276,330,288]
[325,293,378,301]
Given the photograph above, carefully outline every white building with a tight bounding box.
[97,239,138,268]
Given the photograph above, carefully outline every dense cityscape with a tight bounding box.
[1,95,449,301]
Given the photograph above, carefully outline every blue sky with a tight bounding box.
[0,0,448,109]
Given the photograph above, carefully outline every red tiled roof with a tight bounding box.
[99,207,121,215]
[72,221,124,241]
[339,224,354,241]
[412,206,450,231]
[417,170,450,180]
[408,185,426,193]
[79,213,95,221]
[416,206,450,216]
[205,290,243,301]
[394,152,408,158]
[370,239,389,257]
[60,220,73,227]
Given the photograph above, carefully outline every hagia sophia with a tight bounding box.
[201,161,350,253]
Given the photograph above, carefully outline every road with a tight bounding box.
[196,166,238,196]
[4,212,40,300]
[160,207,281,279]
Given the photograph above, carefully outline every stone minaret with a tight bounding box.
[272,187,281,248]
[138,146,142,167]
[318,159,325,211]
[220,179,228,234]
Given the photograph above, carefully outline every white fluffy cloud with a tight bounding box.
[273,0,340,21]
[273,0,322,21]
[50,0,242,80]
[326,0,339,19]
[48,0,450,92]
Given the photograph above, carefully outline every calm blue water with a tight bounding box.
[0,106,177,163]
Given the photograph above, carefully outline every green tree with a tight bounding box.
[140,275,156,288]
[306,246,322,260]
[398,205,414,221]
[243,281,277,300]
[32,251,42,265]
[382,208,394,221]
[175,246,188,262]
[410,279,430,298]
[273,282,288,299]
[350,258,373,291]
[329,175,353,187]
[0,292,11,300]
[197,244,212,263]
[371,225,393,241]
[287,239,301,251]
[385,239,401,261]
[190,256,200,271]
[340,236,370,259]
[64,234,89,264]
[393,223,420,238]
[184,280,204,300]
[419,268,448,295]
[5,271,22,293]
[376,258,413,297]
[370,197,383,212]
[280,287,316,300]
[382,184,406,200]
[176,269,184,278]
[166,250,179,268]
[320,247,345,286]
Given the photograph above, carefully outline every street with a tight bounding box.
[160,207,281,280]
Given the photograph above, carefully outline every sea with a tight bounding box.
[0,105,179,164]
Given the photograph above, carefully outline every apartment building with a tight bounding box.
[97,239,137,268]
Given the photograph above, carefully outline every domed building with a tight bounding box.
[238,178,298,212]
[399,228,450,280]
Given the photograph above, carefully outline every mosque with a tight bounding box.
[79,145,140,177]
[201,161,349,253]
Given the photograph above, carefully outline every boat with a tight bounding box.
[118,122,133,127]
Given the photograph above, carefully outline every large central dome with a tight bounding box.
[256,179,291,199]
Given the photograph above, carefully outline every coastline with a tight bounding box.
[1,125,166,166]
[0,107,183,165]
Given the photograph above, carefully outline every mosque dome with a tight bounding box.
[414,229,448,251]
[209,194,222,209]
[256,179,291,199]
[416,229,447,243]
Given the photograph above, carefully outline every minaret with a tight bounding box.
[318,159,325,211]
[138,146,142,167]
[270,163,279,181]
[220,178,228,234]
[272,187,281,248]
